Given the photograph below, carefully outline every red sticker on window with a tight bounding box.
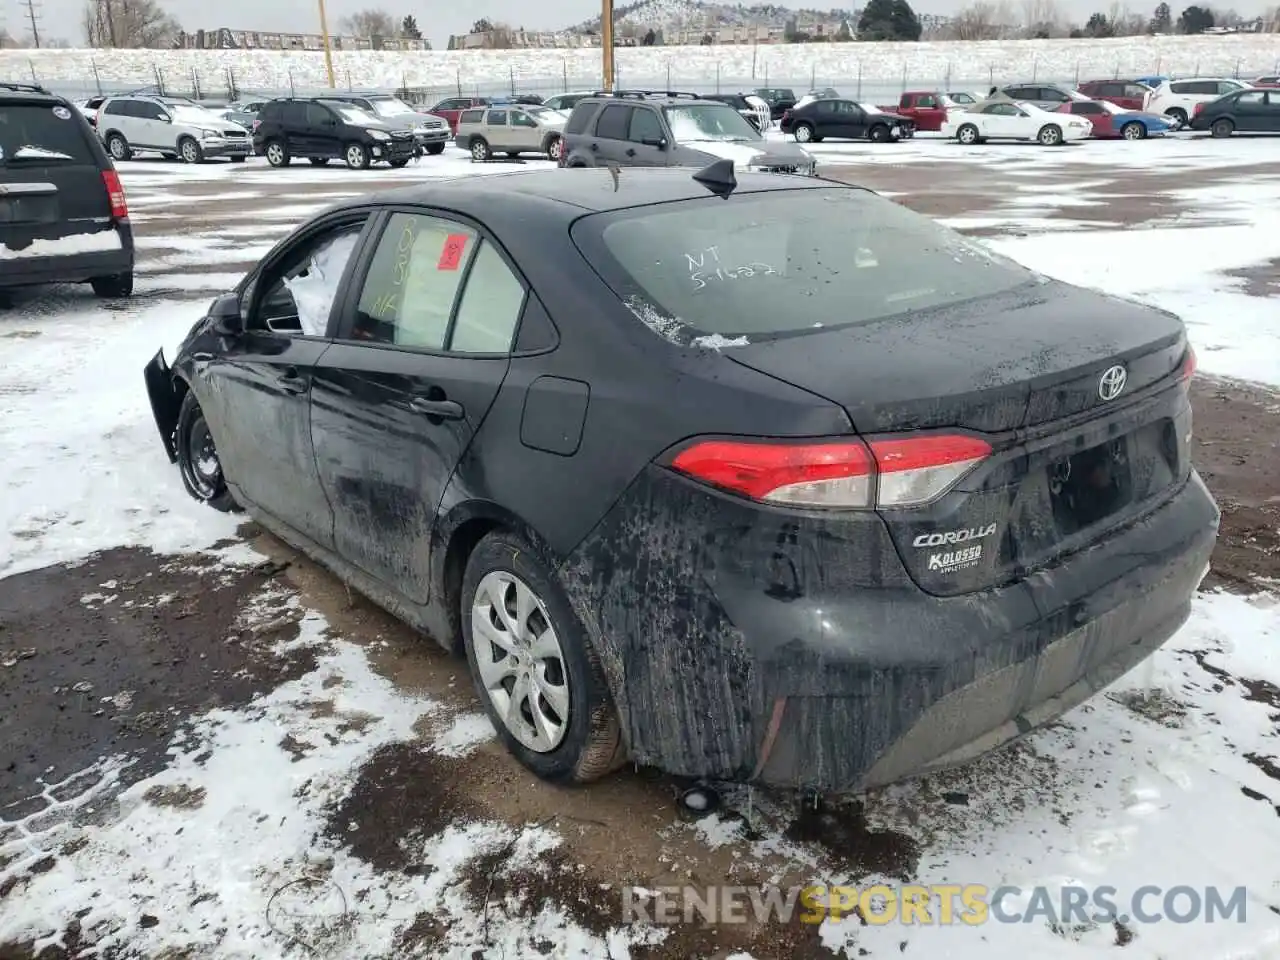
[438,234,468,270]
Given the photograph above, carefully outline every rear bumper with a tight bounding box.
[143,349,181,463]
[0,224,134,289]
[562,465,1219,792]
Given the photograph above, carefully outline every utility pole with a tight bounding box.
[316,0,336,87]
[601,0,614,91]
[23,0,41,48]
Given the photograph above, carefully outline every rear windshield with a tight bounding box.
[0,103,94,164]
[573,188,1037,343]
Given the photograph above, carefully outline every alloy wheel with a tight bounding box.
[471,571,570,753]
[266,143,285,166]
[184,417,222,500]
[181,139,200,163]
[795,125,812,143]
[346,144,368,169]
[109,136,128,160]
[1122,122,1143,140]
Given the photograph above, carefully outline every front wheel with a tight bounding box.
[1211,118,1234,138]
[265,140,290,167]
[793,122,814,143]
[1037,124,1064,146]
[178,136,204,164]
[175,391,240,513]
[868,124,890,142]
[462,532,624,784]
[1121,121,1145,140]
[345,143,371,169]
[90,272,132,298]
[956,123,980,145]
[470,137,492,161]
[106,133,131,162]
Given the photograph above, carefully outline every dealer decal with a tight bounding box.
[928,545,983,572]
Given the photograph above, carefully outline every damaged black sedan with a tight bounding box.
[144,163,1218,792]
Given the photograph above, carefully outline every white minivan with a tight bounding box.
[1146,78,1254,128]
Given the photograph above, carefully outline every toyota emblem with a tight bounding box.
[1098,365,1127,401]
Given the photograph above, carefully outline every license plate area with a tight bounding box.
[0,194,58,224]
[1048,437,1134,536]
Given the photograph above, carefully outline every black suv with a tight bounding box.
[0,82,134,297]
[252,97,418,169]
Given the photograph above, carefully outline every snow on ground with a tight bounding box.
[2,138,1280,958]
[2,34,1278,100]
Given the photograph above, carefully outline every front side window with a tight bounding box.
[663,104,760,142]
[458,109,484,124]
[251,222,366,336]
[573,189,1035,343]
[511,111,537,127]
[628,108,665,143]
[916,95,937,107]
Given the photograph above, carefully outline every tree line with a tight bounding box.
[942,0,1277,40]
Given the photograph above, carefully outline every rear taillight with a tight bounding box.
[102,169,127,219]
[781,109,792,122]
[1193,102,1206,116]
[670,433,992,509]
[1180,345,1196,380]
[252,119,261,133]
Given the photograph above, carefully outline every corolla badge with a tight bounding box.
[1098,364,1127,401]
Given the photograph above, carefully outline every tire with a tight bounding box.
[956,123,980,145]
[389,158,410,168]
[462,531,624,784]
[1121,121,1145,141]
[1166,108,1188,130]
[230,155,246,163]
[345,142,371,170]
[308,157,329,166]
[1211,118,1234,138]
[425,142,445,155]
[90,272,132,298]
[265,139,290,167]
[1037,124,1064,146]
[470,137,492,161]
[868,124,889,142]
[546,135,563,162]
[106,132,131,162]
[178,136,204,164]
[175,391,239,513]
[793,122,815,143]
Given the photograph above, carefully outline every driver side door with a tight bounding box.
[979,103,1021,137]
[199,213,374,547]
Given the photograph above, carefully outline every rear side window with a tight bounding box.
[1039,88,1069,101]
[0,103,96,164]
[260,101,282,119]
[103,100,128,116]
[565,103,596,135]
[487,109,508,125]
[594,104,632,140]
[449,242,526,353]
[459,109,484,124]
[1236,91,1266,104]
[306,103,333,126]
[572,189,1033,343]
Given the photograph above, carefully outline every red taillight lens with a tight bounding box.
[781,109,792,122]
[252,118,262,132]
[670,434,992,509]
[1193,102,1206,116]
[102,169,127,219]
[1181,345,1196,380]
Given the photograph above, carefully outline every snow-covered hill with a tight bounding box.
[574,0,855,32]
[2,35,1276,100]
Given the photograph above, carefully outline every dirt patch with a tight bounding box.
[1189,377,1280,591]
[784,799,920,882]
[0,548,315,872]
[1107,689,1190,728]
[1226,257,1280,299]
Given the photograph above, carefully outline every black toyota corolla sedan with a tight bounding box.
[144,163,1218,792]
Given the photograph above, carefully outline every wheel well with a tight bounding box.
[442,517,505,651]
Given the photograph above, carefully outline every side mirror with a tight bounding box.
[210,293,244,336]
[157,113,172,123]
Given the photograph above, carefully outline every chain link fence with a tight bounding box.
[9,53,1280,107]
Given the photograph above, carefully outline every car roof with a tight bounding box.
[329,167,839,218]
[577,90,718,106]
[0,82,67,105]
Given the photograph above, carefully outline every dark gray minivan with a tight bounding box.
[561,91,816,175]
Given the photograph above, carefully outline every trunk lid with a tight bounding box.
[728,281,1191,596]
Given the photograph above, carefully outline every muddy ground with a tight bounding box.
[1,157,1278,959]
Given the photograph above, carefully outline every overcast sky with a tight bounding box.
[6,0,1269,47]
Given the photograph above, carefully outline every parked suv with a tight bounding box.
[96,95,250,163]
[1076,79,1154,112]
[252,98,418,169]
[561,91,815,174]
[324,93,449,155]
[0,82,134,297]
[455,103,567,161]
[1146,78,1254,127]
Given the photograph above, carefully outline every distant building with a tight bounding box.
[446,29,602,50]
[175,28,430,51]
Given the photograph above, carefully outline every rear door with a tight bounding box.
[484,108,512,150]
[0,98,113,251]
[198,213,374,544]
[135,100,170,149]
[310,209,526,603]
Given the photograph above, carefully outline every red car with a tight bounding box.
[428,96,489,134]
[1076,79,1153,112]
[1250,75,1280,88]
[1057,100,1171,139]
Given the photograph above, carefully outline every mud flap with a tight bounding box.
[143,348,180,463]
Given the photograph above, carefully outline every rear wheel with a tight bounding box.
[956,123,979,145]
[106,133,131,161]
[1211,118,1234,138]
[425,142,445,155]
[90,272,132,298]
[546,135,563,162]
[1166,108,1188,130]
[175,391,239,513]
[1037,124,1064,146]
[793,122,815,143]
[1121,121,1145,140]
[470,137,492,161]
[345,143,370,169]
[265,140,289,166]
[462,532,624,784]
[178,136,204,164]
[868,123,890,142]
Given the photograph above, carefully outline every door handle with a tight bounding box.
[408,397,464,419]
[276,369,308,394]
[625,148,636,157]
[589,142,598,151]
